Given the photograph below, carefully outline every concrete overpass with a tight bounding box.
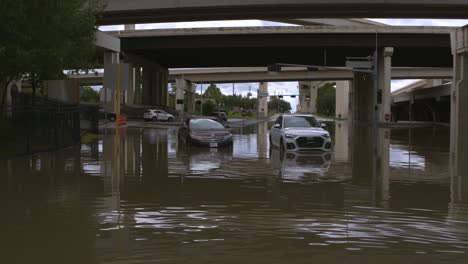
[98,0,468,25]
[111,26,453,68]
[69,67,453,85]
[391,80,451,123]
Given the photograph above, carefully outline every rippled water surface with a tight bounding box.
[2,122,468,264]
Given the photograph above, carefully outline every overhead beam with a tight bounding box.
[68,67,453,85]
[99,0,468,25]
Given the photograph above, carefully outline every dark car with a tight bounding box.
[98,108,116,121]
[210,111,228,122]
[178,118,233,148]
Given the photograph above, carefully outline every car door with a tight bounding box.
[160,111,169,121]
[154,110,161,120]
[270,116,282,146]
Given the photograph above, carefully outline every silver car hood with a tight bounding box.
[284,127,328,136]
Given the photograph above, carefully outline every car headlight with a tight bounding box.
[322,133,330,138]
[285,134,298,139]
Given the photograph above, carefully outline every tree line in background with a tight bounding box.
[316,82,336,117]
[169,83,292,116]
[0,0,101,106]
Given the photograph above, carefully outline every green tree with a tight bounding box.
[80,86,100,104]
[316,83,336,116]
[268,98,292,113]
[0,0,102,106]
[202,100,217,116]
[203,84,223,102]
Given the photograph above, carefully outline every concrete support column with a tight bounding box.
[133,66,142,105]
[450,26,468,209]
[334,121,349,162]
[160,69,169,107]
[175,78,187,113]
[378,47,394,123]
[185,81,195,113]
[298,81,319,113]
[126,63,135,105]
[335,81,350,119]
[351,72,374,123]
[103,52,120,112]
[258,82,268,117]
[142,65,153,106]
[141,64,169,107]
[377,127,391,205]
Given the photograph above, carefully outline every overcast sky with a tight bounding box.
[99,19,468,111]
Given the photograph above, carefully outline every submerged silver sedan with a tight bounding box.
[178,118,233,148]
[269,114,332,151]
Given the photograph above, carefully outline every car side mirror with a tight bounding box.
[225,125,230,129]
[320,123,327,128]
[272,124,280,129]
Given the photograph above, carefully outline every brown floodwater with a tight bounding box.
[1,121,468,264]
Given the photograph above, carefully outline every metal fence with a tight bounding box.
[0,93,99,159]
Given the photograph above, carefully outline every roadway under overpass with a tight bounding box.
[98,0,468,25]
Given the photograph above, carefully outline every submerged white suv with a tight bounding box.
[269,114,332,151]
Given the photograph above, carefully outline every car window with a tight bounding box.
[275,116,283,128]
[283,116,319,128]
[190,119,225,130]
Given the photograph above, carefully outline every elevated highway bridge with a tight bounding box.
[98,0,468,25]
[110,26,453,68]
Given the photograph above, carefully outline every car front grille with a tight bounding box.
[296,136,324,148]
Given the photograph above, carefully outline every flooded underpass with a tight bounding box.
[1,121,468,264]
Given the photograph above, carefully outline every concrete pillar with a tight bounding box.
[142,65,153,106]
[351,124,374,185]
[378,47,394,123]
[103,52,120,112]
[377,127,391,205]
[133,66,142,105]
[351,72,374,123]
[175,78,187,113]
[334,121,349,162]
[257,121,269,158]
[298,81,319,113]
[450,26,468,207]
[161,70,169,107]
[186,81,195,113]
[126,63,135,105]
[258,82,268,117]
[141,64,169,107]
[335,81,350,119]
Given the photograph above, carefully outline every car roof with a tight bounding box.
[281,114,316,117]
[188,116,218,121]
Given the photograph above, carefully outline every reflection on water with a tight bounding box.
[1,122,468,263]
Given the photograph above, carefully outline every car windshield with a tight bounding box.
[283,116,319,128]
[190,119,225,130]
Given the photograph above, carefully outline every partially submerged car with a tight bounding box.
[269,114,331,151]
[210,111,228,122]
[178,118,233,148]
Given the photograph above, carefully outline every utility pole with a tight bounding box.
[200,83,203,115]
